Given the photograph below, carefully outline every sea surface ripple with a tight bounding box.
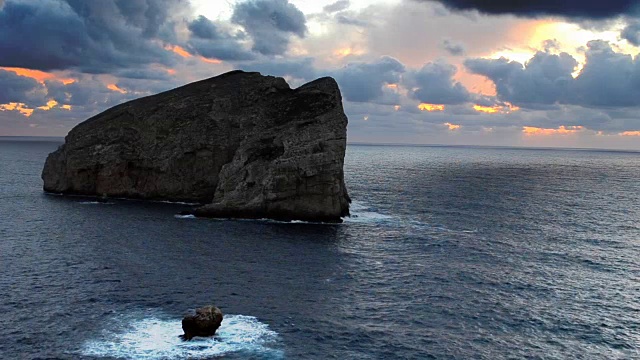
[1,140,640,359]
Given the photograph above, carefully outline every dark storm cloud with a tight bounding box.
[465,41,640,109]
[113,68,173,81]
[404,62,470,104]
[572,40,640,107]
[231,0,307,56]
[441,39,466,56]
[0,69,44,104]
[0,0,187,72]
[621,20,640,45]
[330,56,405,103]
[465,51,577,107]
[324,0,351,13]
[188,15,221,39]
[186,16,255,61]
[421,0,640,19]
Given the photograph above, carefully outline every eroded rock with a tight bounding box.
[181,305,223,341]
[42,71,350,222]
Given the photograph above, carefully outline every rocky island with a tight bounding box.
[42,71,350,222]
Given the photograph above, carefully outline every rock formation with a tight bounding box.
[42,70,350,222]
[181,305,223,340]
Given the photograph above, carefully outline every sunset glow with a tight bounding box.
[0,103,34,117]
[334,48,353,57]
[166,45,192,58]
[523,126,584,136]
[444,122,461,131]
[107,84,127,94]
[473,105,500,114]
[620,131,640,136]
[1,67,75,84]
[474,103,520,114]
[37,100,59,110]
[199,56,222,64]
[1,0,639,148]
[418,103,445,112]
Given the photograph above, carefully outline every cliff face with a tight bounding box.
[42,71,350,222]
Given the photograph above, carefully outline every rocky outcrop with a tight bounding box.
[181,305,223,340]
[42,70,350,222]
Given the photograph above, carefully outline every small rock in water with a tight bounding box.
[96,196,109,203]
[181,305,224,341]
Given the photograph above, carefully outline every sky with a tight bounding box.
[2,0,640,149]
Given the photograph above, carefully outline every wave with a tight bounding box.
[343,201,394,224]
[79,201,114,205]
[174,214,197,219]
[344,201,477,234]
[45,192,200,206]
[79,314,283,359]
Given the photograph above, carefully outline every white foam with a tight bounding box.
[343,201,394,223]
[174,214,196,219]
[156,200,200,205]
[79,201,114,205]
[80,314,283,360]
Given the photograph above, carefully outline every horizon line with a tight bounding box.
[1,136,639,153]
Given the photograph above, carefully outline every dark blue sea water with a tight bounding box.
[2,139,640,359]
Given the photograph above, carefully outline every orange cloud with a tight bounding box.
[444,122,461,131]
[523,125,584,135]
[0,102,34,117]
[165,45,192,58]
[333,47,364,58]
[199,56,222,64]
[335,48,353,57]
[164,45,222,64]
[473,105,500,114]
[38,100,58,110]
[1,67,75,84]
[620,131,640,136]
[418,103,445,112]
[455,70,497,97]
[107,84,127,94]
[473,102,519,114]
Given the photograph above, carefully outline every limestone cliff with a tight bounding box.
[42,71,350,222]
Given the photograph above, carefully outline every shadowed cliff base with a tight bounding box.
[42,70,350,222]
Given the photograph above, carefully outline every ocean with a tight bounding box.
[1,139,640,359]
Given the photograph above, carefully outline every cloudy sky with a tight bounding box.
[2,0,640,149]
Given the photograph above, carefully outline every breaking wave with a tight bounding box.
[343,201,394,224]
[80,314,282,359]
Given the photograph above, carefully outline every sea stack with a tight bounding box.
[42,71,350,222]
